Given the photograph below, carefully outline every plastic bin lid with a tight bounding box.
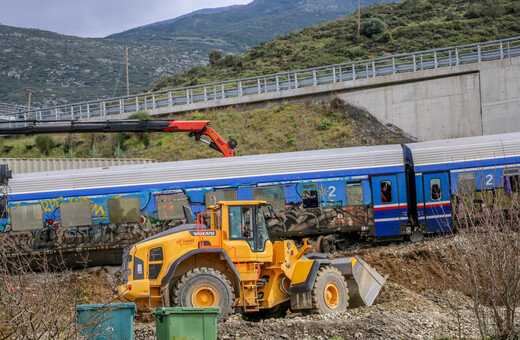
[153,307,220,315]
[76,302,137,311]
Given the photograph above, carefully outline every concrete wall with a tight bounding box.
[107,57,519,141]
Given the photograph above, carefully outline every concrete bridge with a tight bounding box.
[12,37,520,141]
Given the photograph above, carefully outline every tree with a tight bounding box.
[360,18,387,38]
[209,50,222,66]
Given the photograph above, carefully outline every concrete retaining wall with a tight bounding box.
[107,57,519,141]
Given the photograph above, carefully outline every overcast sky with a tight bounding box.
[0,0,253,38]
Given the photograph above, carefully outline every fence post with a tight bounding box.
[455,48,459,66]
[449,50,452,66]
[313,69,317,86]
[99,102,103,117]
[372,60,376,77]
[339,66,343,82]
[204,86,207,102]
[54,109,58,120]
[135,97,139,112]
[507,41,511,58]
[413,54,417,72]
[478,45,482,62]
[500,41,504,59]
[332,66,336,83]
[294,73,298,89]
[392,57,396,74]
[434,51,438,69]
[168,92,173,106]
[275,75,280,92]
[352,64,356,80]
[119,99,124,114]
[221,83,225,99]
[144,96,148,110]
[87,103,90,118]
[186,89,190,104]
[71,106,74,120]
[420,54,424,70]
[258,78,262,94]
[238,81,243,97]
[365,62,369,78]
[103,102,106,116]
[214,85,217,100]
[264,78,268,93]
[152,94,156,109]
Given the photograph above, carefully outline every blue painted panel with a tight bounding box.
[414,155,520,174]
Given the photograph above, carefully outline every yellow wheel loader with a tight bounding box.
[117,201,386,321]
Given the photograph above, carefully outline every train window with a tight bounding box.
[60,201,92,227]
[253,186,285,211]
[430,178,442,201]
[108,197,141,223]
[346,182,364,206]
[205,189,237,208]
[458,172,476,196]
[156,193,189,220]
[302,184,319,208]
[380,181,392,203]
[11,204,43,231]
[504,168,520,194]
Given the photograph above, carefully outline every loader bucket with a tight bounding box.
[332,256,387,308]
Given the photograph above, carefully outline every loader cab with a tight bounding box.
[208,201,273,263]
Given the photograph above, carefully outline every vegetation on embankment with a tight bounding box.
[0,99,411,162]
[151,0,520,90]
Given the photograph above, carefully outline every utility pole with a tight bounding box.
[357,0,361,36]
[24,88,34,111]
[126,46,130,97]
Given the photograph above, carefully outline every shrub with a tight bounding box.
[128,111,150,120]
[317,119,333,131]
[361,18,387,38]
[35,135,55,156]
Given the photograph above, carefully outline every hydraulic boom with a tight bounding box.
[0,119,237,157]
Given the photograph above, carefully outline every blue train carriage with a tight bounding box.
[0,144,410,265]
[404,132,520,237]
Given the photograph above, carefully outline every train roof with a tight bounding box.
[405,132,520,172]
[6,144,404,196]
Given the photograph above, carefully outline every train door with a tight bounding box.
[422,172,452,233]
[371,175,402,237]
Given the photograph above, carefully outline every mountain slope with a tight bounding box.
[151,0,520,91]
[0,0,393,106]
[108,0,396,50]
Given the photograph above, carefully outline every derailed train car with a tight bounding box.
[1,132,520,265]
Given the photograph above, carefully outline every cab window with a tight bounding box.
[253,186,285,211]
[229,206,252,240]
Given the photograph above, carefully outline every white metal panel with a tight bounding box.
[406,132,520,167]
[6,145,404,195]
[0,158,155,174]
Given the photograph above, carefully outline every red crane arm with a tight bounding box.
[0,119,237,157]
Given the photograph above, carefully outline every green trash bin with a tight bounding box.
[76,302,136,340]
[153,307,220,340]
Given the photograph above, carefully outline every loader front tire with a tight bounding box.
[310,266,349,314]
[172,267,235,322]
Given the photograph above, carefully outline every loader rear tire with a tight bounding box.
[310,266,349,314]
[172,267,235,322]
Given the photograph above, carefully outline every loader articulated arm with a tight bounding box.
[0,119,237,157]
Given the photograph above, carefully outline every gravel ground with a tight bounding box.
[133,283,482,340]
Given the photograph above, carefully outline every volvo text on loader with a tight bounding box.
[117,200,386,321]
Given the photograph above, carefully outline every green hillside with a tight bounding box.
[0,99,411,162]
[152,0,520,90]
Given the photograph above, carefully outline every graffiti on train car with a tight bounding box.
[266,204,373,236]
